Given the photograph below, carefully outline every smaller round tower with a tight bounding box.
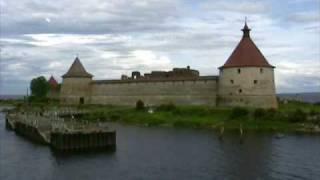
[60,57,93,105]
[218,22,278,108]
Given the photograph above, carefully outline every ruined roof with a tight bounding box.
[48,76,58,87]
[220,22,274,69]
[62,57,93,78]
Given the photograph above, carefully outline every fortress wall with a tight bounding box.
[89,79,218,106]
[218,67,278,108]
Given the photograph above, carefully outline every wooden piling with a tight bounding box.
[50,131,116,152]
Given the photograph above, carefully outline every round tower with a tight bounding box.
[60,57,93,105]
[218,22,278,108]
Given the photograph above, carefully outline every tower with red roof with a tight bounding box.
[218,21,278,108]
[48,76,58,89]
[47,76,60,99]
[59,22,277,108]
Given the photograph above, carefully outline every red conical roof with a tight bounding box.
[48,76,58,88]
[62,57,93,78]
[220,22,274,69]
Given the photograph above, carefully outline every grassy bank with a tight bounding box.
[2,99,319,133]
[77,101,320,133]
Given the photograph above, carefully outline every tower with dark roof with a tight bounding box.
[60,57,93,104]
[218,22,278,108]
[48,76,58,89]
[47,75,60,99]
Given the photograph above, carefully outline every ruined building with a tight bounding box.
[59,23,278,108]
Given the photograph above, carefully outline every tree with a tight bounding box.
[30,76,49,100]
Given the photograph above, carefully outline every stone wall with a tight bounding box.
[60,77,92,104]
[47,89,60,100]
[59,67,278,108]
[89,79,218,106]
[218,67,278,108]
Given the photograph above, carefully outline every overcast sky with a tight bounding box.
[0,0,319,95]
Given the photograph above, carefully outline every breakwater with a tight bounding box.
[5,109,116,152]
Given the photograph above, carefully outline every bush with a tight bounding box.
[288,108,307,123]
[262,108,279,120]
[82,111,106,122]
[156,103,176,111]
[136,100,145,110]
[253,108,266,119]
[309,110,318,116]
[230,107,249,119]
[110,114,121,121]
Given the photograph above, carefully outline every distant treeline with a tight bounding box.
[277,92,320,104]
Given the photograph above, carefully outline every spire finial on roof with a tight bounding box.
[242,17,251,38]
[62,57,93,78]
[220,21,274,69]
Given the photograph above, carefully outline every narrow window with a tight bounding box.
[230,79,234,84]
[260,68,263,74]
[254,80,258,84]
[238,68,241,74]
[238,89,242,93]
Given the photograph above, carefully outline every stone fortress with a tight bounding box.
[57,22,278,108]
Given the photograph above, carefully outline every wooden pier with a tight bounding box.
[14,121,48,144]
[5,109,116,152]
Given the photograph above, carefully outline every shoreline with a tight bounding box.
[1,100,319,134]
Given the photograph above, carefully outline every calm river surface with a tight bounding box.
[0,109,320,180]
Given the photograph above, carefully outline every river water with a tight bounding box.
[0,110,320,180]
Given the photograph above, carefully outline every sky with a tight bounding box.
[0,0,319,95]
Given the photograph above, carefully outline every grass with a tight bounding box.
[278,100,320,113]
[3,99,320,133]
[76,101,320,132]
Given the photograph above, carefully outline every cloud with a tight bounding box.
[22,34,131,47]
[0,0,319,94]
[1,0,182,35]
[276,60,320,93]
[287,11,320,23]
[45,18,51,23]
[91,50,173,79]
[201,1,268,14]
